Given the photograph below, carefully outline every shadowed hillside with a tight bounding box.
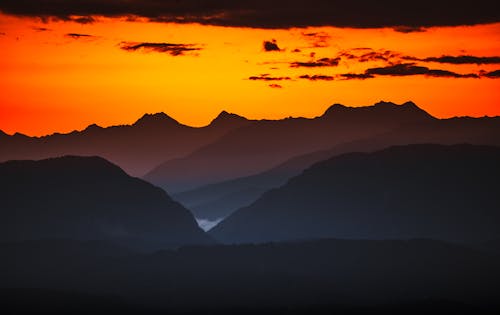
[210,144,500,244]
[176,115,500,221]
[0,156,212,249]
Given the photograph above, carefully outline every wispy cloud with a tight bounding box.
[298,74,335,81]
[405,55,500,65]
[290,57,340,68]
[248,74,291,81]
[268,83,283,88]
[338,73,375,80]
[301,31,331,48]
[120,42,202,56]
[365,63,480,78]
[65,33,94,39]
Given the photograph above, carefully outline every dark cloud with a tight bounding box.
[337,49,401,64]
[70,15,95,24]
[65,33,93,39]
[421,55,500,65]
[392,26,426,33]
[291,48,301,53]
[426,69,479,78]
[248,74,291,81]
[290,57,340,68]
[366,63,479,78]
[340,49,500,67]
[249,75,291,81]
[339,73,375,80]
[1,1,498,28]
[301,31,331,47]
[33,27,51,31]
[298,74,335,81]
[268,83,283,88]
[263,39,281,52]
[358,51,400,62]
[120,42,202,56]
[483,70,500,78]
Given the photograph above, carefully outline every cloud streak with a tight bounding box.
[298,74,335,81]
[301,31,331,47]
[365,63,480,78]
[412,55,500,65]
[1,1,498,28]
[248,74,291,81]
[65,33,93,39]
[268,83,283,88]
[290,57,340,68]
[484,70,500,78]
[120,42,202,56]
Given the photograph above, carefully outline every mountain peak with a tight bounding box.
[373,100,397,107]
[84,123,103,132]
[322,101,433,121]
[134,112,179,127]
[210,110,248,126]
[322,103,349,116]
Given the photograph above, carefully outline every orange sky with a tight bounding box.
[0,13,499,136]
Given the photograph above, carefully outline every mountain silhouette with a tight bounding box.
[145,101,436,193]
[0,111,251,176]
[3,238,500,313]
[210,144,500,244]
[0,156,212,249]
[175,115,500,220]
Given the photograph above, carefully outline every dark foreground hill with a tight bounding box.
[210,144,500,244]
[0,156,212,249]
[1,238,499,314]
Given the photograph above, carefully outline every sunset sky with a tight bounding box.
[1,1,499,136]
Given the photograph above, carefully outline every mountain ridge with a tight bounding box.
[210,144,500,244]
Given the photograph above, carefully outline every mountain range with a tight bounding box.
[144,101,440,192]
[0,111,251,177]
[210,144,500,244]
[175,112,500,220]
[3,101,500,224]
[2,102,500,313]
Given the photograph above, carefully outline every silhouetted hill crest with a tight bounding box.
[133,112,180,128]
[209,110,249,127]
[83,123,104,132]
[321,101,435,123]
[0,156,212,247]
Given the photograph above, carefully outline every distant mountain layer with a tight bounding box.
[0,111,251,176]
[146,101,440,192]
[2,238,500,312]
[210,144,500,244]
[175,115,500,220]
[0,156,212,248]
